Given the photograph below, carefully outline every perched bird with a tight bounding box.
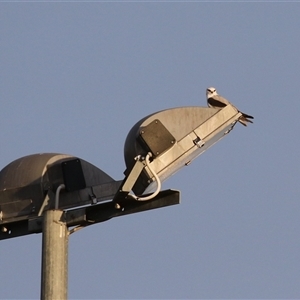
[206,87,254,126]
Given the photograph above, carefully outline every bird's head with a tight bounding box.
[206,87,218,99]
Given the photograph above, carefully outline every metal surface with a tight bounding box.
[124,105,241,194]
[139,119,176,157]
[61,159,86,192]
[0,153,121,227]
[0,189,180,240]
[70,189,180,226]
[40,210,68,300]
[113,158,145,204]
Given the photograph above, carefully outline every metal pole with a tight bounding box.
[41,209,68,300]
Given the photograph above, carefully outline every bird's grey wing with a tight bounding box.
[207,95,231,108]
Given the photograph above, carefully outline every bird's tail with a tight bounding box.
[241,112,254,120]
[238,112,254,127]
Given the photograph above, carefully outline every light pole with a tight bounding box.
[41,209,68,300]
[0,104,244,299]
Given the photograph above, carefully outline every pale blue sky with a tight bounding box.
[1,2,300,299]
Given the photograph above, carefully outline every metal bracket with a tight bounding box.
[113,156,145,205]
[88,186,99,205]
[193,136,205,148]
